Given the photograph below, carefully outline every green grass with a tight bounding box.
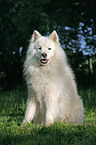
[0,86,96,145]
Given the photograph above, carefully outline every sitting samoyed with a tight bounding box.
[23,30,84,125]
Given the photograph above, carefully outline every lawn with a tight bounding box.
[0,86,96,145]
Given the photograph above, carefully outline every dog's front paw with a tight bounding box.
[45,118,54,126]
[21,119,30,127]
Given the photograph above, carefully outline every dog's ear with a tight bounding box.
[32,30,41,42]
[49,30,59,44]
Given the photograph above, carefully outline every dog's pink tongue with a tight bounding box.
[42,60,47,63]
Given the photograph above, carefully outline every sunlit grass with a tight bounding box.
[0,86,96,145]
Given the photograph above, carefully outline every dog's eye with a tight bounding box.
[38,47,42,50]
[48,48,51,50]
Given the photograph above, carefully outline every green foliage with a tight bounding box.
[0,87,96,145]
[0,0,96,87]
[12,0,51,33]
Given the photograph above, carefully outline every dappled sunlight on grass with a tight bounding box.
[0,87,96,145]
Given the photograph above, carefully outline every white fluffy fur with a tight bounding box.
[23,30,84,125]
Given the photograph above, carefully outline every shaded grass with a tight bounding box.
[0,86,96,145]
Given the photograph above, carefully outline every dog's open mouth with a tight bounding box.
[40,59,49,65]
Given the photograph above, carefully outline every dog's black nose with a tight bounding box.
[42,53,47,58]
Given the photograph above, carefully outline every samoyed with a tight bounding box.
[23,30,84,125]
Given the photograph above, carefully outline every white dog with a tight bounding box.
[23,30,84,125]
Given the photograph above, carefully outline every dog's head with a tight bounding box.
[29,30,60,66]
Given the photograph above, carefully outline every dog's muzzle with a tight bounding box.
[40,53,49,65]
